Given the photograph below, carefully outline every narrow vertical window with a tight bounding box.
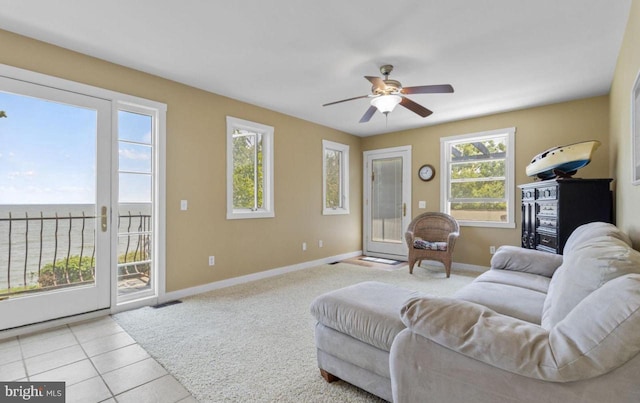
[322,140,349,215]
[117,107,156,301]
[440,128,515,228]
[226,117,274,219]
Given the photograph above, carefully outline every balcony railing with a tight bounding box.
[0,210,151,298]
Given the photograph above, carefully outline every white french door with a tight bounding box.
[0,76,112,329]
[363,146,412,259]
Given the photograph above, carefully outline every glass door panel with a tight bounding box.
[364,148,411,258]
[117,109,154,300]
[0,77,111,330]
[371,157,403,243]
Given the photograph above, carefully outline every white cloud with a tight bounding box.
[119,148,150,160]
[7,170,35,179]
[0,184,93,204]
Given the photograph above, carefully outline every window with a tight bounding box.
[322,140,350,215]
[440,127,515,228]
[117,106,156,301]
[226,116,274,219]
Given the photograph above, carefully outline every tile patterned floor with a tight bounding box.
[0,316,197,403]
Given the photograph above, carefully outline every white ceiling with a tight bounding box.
[0,0,632,136]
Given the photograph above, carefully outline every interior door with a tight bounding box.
[363,146,411,259]
[0,76,111,330]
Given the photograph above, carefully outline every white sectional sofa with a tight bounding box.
[311,222,640,402]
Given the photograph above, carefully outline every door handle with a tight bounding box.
[101,206,108,232]
[403,203,406,217]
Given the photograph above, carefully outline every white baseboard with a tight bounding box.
[160,251,362,303]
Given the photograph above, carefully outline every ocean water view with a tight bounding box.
[0,203,151,291]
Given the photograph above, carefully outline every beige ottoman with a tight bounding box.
[310,281,418,401]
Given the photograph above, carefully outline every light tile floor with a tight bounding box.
[0,316,197,403]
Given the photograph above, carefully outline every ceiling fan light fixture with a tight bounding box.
[371,94,401,114]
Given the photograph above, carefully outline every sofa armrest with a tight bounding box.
[400,295,562,381]
[401,277,640,383]
[491,245,563,277]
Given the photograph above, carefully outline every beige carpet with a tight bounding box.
[115,262,477,402]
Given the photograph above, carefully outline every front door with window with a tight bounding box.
[0,76,112,330]
[363,146,411,259]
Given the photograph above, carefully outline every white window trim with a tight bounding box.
[322,140,350,215]
[226,116,274,219]
[440,127,516,228]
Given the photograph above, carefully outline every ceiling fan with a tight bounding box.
[323,65,454,123]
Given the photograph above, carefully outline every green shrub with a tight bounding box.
[38,251,151,287]
[118,251,150,276]
[38,256,95,287]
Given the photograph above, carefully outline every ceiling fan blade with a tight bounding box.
[359,105,377,123]
[322,95,369,107]
[365,76,386,90]
[402,84,454,95]
[400,96,433,118]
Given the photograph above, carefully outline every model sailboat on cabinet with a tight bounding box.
[526,140,601,180]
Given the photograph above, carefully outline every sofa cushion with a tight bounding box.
[491,245,563,278]
[548,274,640,381]
[541,235,640,330]
[562,222,631,255]
[400,274,640,382]
[474,269,551,294]
[453,280,546,324]
[413,238,447,250]
[310,281,419,351]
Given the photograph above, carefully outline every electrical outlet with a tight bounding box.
[180,200,188,211]
[418,201,426,209]
[302,242,307,251]
[208,256,215,266]
[319,240,323,248]
[489,246,496,255]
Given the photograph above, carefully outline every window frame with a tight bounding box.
[440,127,516,228]
[115,103,159,304]
[226,116,274,220]
[322,140,350,215]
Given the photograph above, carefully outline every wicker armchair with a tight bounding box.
[405,212,460,278]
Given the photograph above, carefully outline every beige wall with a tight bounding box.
[0,29,362,292]
[0,21,623,289]
[362,96,611,267]
[610,0,640,249]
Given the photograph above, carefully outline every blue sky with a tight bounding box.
[0,91,152,204]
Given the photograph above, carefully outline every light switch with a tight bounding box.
[180,200,188,210]
[418,201,426,209]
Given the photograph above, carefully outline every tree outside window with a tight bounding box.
[323,140,349,215]
[232,130,264,210]
[226,117,274,219]
[441,128,515,228]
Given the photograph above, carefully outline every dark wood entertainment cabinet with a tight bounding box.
[519,178,613,254]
